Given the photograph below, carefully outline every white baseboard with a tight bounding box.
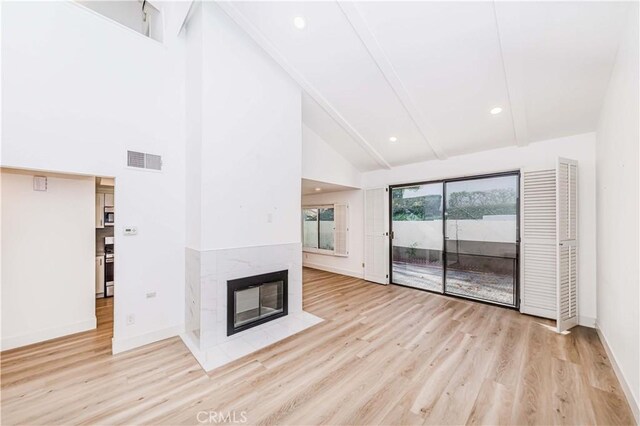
[1,317,97,351]
[520,305,555,320]
[180,332,207,370]
[595,323,640,424]
[303,262,363,279]
[112,324,184,355]
[579,315,596,328]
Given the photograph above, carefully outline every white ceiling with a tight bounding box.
[219,1,629,171]
[301,178,358,196]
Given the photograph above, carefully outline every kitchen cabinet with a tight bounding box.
[95,193,104,228]
[95,256,105,296]
[104,193,114,207]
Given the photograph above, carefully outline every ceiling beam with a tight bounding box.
[215,1,392,170]
[338,1,448,160]
[492,1,530,146]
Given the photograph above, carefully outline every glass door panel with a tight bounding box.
[444,175,519,306]
[391,183,444,292]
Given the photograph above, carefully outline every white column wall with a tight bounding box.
[595,4,639,417]
[183,3,304,356]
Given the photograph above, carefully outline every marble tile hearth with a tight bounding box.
[181,310,323,371]
[183,243,323,371]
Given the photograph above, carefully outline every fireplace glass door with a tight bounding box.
[234,281,284,328]
[228,270,288,335]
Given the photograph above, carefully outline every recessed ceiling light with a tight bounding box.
[293,16,306,30]
[490,107,503,115]
[315,187,321,191]
[389,136,398,142]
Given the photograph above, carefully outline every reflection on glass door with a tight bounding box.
[444,175,519,306]
[391,183,444,292]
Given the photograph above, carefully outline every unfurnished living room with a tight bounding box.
[0,0,638,425]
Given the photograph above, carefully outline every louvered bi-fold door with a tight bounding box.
[521,168,557,319]
[556,158,578,332]
[364,188,389,284]
[333,204,349,257]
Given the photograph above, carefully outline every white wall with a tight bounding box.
[1,1,186,352]
[190,2,301,251]
[302,190,364,278]
[185,2,203,251]
[302,125,362,189]
[595,3,639,416]
[1,169,95,350]
[363,133,598,325]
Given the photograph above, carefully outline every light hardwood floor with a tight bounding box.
[1,268,635,425]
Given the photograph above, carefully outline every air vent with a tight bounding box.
[145,153,162,170]
[127,150,162,171]
[127,151,145,168]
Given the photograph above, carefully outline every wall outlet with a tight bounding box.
[126,314,135,325]
[123,226,138,236]
[146,291,156,299]
[33,176,47,191]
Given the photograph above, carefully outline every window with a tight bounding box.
[303,204,349,256]
[303,207,334,252]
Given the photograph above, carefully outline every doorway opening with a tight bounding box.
[95,177,115,342]
[390,171,520,308]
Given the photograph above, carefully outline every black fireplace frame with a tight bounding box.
[227,270,288,336]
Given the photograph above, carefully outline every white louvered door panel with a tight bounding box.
[557,159,578,332]
[333,203,349,257]
[364,188,389,284]
[521,168,557,319]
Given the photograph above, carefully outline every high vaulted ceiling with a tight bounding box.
[218,1,629,171]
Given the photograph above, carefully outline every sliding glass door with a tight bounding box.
[390,172,519,308]
[444,175,519,306]
[390,183,444,292]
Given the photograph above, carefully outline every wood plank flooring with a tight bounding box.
[1,268,635,425]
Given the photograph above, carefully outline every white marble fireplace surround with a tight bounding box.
[183,243,323,371]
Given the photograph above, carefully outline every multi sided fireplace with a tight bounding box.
[227,270,288,336]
